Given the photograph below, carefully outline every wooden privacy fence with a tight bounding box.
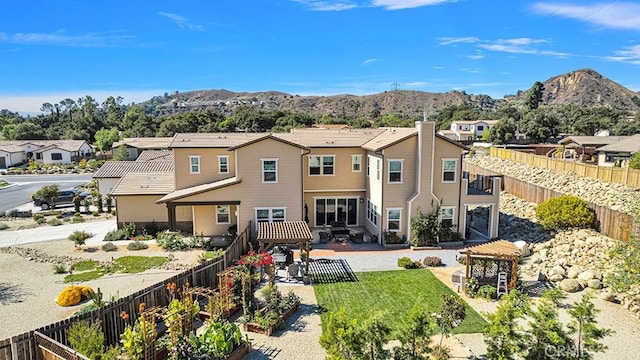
[464,163,635,242]
[490,147,640,188]
[0,221,251,360]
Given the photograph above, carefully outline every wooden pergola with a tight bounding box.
[256,221,313,281]
[459,240,521,290]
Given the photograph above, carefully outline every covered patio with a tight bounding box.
[459,240,521,290]
[256,221,313,281]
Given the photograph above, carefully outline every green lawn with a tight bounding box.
[314,269,486,338]
[63,256,169,282]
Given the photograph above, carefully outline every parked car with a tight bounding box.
[31,189,91,210]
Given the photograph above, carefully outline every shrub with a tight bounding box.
[144,221,160,237]
[127,241,149,251]
[6,209,18,218]
[478,285,497,300]
[123,222,137,238]
[0,210,5,218]
[92,211,100,217]
[104,229,128,242]
[536,194,595,230]
[397,256,422,269]
[47,218,63,226]
[69,230,93,247]
[0,223,8,231]
[53,264,68,274]
[423,256,442,267]
[56,285,94,306]
[72,214,85,223]
[33,213,45,223]
[67,320,105,359]
[102,242,118,252]
[156,230,188,251]
[464,277,479,298]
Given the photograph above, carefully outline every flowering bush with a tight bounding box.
[120,303,155,360]
[238,251,273,268]
[56,285,94,306]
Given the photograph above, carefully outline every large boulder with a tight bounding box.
[559,279,582,293]
[587,279,603,289]
[549,265,566,277]
[566,267,583,279]
[578,270,595,282]
[598,290,616,302]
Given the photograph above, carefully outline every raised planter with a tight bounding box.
[199,302,242,322]
[227,342,251,360]
[383,243,411,249]
[411,245,442,250]
[245,304,299,336]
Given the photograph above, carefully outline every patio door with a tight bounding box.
[315,198,358,226]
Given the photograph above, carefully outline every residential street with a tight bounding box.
[0,174,93,212]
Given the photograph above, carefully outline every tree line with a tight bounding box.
[1,83,638,151]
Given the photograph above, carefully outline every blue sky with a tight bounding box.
[1,0,639,114]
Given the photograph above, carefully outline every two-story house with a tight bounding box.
[438,120,498,141]
[110,121,500,243]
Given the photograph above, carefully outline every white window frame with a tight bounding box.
[51,153,63,161]
[189,155,201,174]
[261,158,278,183]
[440,206,455,227]
[255,207,286,224]
[387,159,403,183]
[351,154,362,172]
[366,199,378,226]
[308,155,335,176]
[216,205,230,224]
[218,155,229,174]
[376,159,381,180]
[386,208,402,232]
[366,156,370,177]
[442,158,457,183]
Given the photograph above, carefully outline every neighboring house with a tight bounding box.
[0,139,93,167]
[558,135,630,160]
[93,159,175,195]
[0,144,25,168]
[134,149,174,162]
[112,137,173,160]
[33,140,93,164]
[111,122,500,244]
[596,134,640,167]
[438,120,498,141]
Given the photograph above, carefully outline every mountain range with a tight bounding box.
[147,69,640,118]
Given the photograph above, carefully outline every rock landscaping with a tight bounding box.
[466,155,640,216]
[477,154,640,318]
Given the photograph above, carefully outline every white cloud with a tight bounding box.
[0,90,165,114]
[290,1,358,11]
[362,58,379,65]
[405,81,430,87]
[532,2,640,30]
[158,12,204,31]
[459,67,481,73]
[432,66,445,69]
[437,36,479,46]
[468,53,485,60]
[371,0,452,10]
[606,44,640,64]
[478,38,548,54]
[0,31,134,47]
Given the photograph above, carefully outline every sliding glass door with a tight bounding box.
[315,198,358,226]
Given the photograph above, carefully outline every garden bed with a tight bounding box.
[245,304,299,336]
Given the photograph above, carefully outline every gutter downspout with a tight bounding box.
[458,151,467,239]
[407,121,423,244]
[374,149,384,244]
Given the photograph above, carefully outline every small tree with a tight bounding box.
[568,294,613,359]
[112,144,129,160]
[483,290,530,360]
[69,230,93,248]
[524,289,573,360]
[361,311,391,360]
[606,235,640,292]
[67,320,105,359]
[105,194,113,213]
[629,151,640,170]
[83,197,91,213]
[34,184,60,209]
[96,193,103,213]
[434,294,466,348]
[73,195,81,213]
[411,206,440,246]
[393,304,435,360]
[319,308,364,359]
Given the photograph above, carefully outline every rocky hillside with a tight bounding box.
[151,89,498,118]
[517,68,640,110]
[146,68,639,118]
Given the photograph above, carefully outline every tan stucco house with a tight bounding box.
[111,121,500,244]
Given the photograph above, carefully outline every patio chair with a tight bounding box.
[497,272,508,298]
[350,232,364,244]
[319,231,331,243]
[287,263,300,281]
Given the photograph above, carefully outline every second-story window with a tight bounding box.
[376,159,381,180]
[388,159,403,183]
[189,155,200,174]
[352,154,362,172]
[262,159,278,183]
[442,159,457,183]
[218,156,229,174]
[309,155,335,175]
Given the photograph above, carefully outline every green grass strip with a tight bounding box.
[72,260,99,271]
[314,269,486,338]
[64,270,103,283]
[113,256,168,273]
